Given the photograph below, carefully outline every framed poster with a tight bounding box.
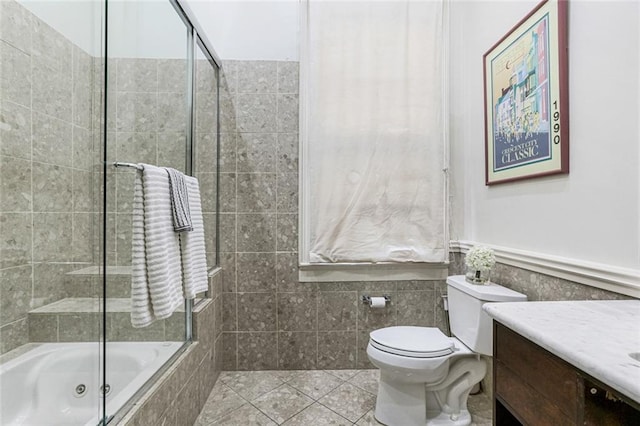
[483,0,569,185]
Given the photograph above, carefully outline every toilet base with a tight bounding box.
[425,410,472,426]
[372,356,486,426]
[373,380,473,426]
[374,376,426,426]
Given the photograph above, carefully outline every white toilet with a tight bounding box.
[367,275,527,426]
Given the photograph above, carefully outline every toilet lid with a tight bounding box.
[369,326,454,358]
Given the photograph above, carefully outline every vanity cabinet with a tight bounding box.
[493,322,640,425]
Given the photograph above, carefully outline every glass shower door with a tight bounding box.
[102,0,190,422]
[1,0,220,423]
[0,0,106,424]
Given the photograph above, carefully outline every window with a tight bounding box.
[299,0,449,281]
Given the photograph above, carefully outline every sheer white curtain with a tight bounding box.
[302,0,447,264]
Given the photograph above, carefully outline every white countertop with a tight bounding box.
[483,300,640,403]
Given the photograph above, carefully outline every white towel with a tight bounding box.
[130,164,185,328]
[179,176,209,298]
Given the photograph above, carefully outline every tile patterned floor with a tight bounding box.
[195,370,492,425]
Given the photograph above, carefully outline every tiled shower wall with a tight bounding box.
[0,0,96,354]
[218,61,449,371]
[105,57,190,270]
[32,56,218,344]
[0,0,220,350]
[95,56,217,343]
[104,57,218,282]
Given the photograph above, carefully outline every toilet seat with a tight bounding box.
[370,326,454,358]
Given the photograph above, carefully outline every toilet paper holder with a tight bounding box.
[361,295,391,306]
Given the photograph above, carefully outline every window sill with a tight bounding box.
[298,262,449,282]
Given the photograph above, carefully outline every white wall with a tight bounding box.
[186,0,299,60]
[18,0,104,55]
[19,0,192,59]
[108,0,189,58]
[20,0,300,60]
[450,0,640,270]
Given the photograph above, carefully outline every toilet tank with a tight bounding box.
[447,275,527,356]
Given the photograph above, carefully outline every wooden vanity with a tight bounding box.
[493,322,640,425]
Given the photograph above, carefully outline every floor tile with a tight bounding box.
[208,370,493,425]
[211,403,278,426]
[220,371,285,401]
[195,382,246,425]
[318,383,376,423]
[354,410,384,425]
[348,370,379,395]
[272,370,305,383]
[217,371,236,383]
[323,369,359,381]
[252,384,314,423]
[288,370,343,399]
[283,402,353,426]
[468,392,492,425]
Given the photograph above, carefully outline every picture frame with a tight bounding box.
[483,0,569,185]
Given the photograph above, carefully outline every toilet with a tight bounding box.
[367,275,527,426]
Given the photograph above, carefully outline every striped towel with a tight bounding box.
[130,164,185,328]
[179,176,209,298]
[165,167,193,233]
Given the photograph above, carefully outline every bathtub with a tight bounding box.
[0,341,183,426]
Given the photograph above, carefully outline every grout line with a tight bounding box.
[355,290,360,368]
[314,397,359,425]
[26,26,36,312]
[233,82,239,371]
[54,314,60,342]
[315,282,319,369]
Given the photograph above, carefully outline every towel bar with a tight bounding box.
[113,161,143,170]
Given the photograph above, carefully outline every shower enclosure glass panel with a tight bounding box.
[104,0,189,335]
[1,0,220,423]
[0,0,106,424]
[103,0,190,421]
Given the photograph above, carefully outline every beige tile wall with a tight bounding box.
[217,61,449,371]
[0,0,97,354]
[450,252,630,302]
[106,57,218,281]
[106,57,190,272]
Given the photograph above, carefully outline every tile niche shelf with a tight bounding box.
[28,298,185,343]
